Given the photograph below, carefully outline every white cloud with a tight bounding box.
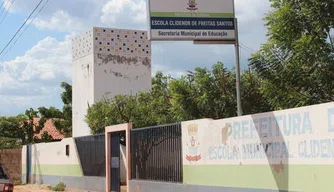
[0,34,73,114]
[0,34,73,83]
[32,10,85,32]
[100,0,147,29]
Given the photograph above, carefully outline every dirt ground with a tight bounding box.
[14,184,95,192]
[14,184,127,192]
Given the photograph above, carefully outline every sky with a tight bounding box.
[0,0,271,116]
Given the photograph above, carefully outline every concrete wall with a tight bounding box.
[129,180,298,192]
[22,137,127,192]
[72,28,95,137]
[22,138,83,184]
[179,102,334,192]
[72,27,152,138]
[0,149,22,182]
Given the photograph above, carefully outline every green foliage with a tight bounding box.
[38,82,72,137]
[86,72,177,133]
[0,116,25,139]
[0,107,55,148]
[249,0,334,109]
[0,137,21,149]
[169,62,271,120]
[21,108,48,144]
[13,179,22,186]
[52,182,66,191]
[86,62,272,133]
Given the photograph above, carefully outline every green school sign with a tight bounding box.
[147,0,236,41]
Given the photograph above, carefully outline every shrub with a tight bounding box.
[52,182,66,191]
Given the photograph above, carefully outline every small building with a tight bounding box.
[71,27,152,137]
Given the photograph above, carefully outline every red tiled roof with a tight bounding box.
[33,118,64,140]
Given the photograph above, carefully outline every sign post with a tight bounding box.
[234,18,242,116]
[146,0,243,116]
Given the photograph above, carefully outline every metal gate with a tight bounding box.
[110,133,121,192]
[130,123,183,182]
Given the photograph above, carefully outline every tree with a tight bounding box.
[249,0,334,109]
[0,116,24,149]
[0,109,54,148]
[21,108,48,144]
[0,116,25,139]
[169,62,272,120]
[0,137,21,149]
[86,62,272,134]
[39,82,72,137]
[86,72,177,134]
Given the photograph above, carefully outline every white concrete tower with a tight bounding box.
[71,27,152,137]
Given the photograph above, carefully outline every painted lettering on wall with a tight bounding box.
[182,104,334,165]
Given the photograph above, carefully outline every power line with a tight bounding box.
[0,0,15,27]
[0,0,44,58]
[0,0,9,19]
[0,0,50,60]
[240,42,256,53]
[239,44,254,54]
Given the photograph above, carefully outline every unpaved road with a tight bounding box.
[14,184,92,192]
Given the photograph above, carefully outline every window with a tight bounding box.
[66,145,70,156]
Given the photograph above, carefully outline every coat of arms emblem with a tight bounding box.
[187,0,198,11]
[186,124,201,161]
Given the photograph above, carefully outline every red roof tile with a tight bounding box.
[33,118,64,140]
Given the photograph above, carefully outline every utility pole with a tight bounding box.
[234,18,243,116]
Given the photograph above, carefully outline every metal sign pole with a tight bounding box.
[234,18,243,116]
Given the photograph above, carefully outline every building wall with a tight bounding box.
[180,102,334,192]
[72,27,152,137]
[72,29,95,137]
[22,138,83,181]
[92,27,151,101]
[0,149,22,182]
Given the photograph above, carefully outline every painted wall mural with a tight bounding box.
[182,102,334,192]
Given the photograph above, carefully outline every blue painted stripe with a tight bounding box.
[151,17,235,30]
